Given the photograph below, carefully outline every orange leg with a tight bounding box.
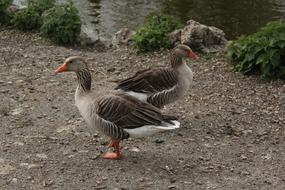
[107,141,115,148]
[102,140,121,160]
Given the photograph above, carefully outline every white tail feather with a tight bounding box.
[124,120,180,138]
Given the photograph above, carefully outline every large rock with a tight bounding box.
[169,29,182,47]
[78,26,106,51]
[180,20,228,53]
[111,28,136,47]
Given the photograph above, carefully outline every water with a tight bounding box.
[13,0,285,40]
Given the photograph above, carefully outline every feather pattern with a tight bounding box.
[115,49,193,108]
[73,70,179,141]
[115,68,178,93]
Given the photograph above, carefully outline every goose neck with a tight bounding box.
[76,69,92,93]
[170,52,183,68]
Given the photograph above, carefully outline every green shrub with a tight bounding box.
[12,7,41,30]
[28,0,55,14]
[0,0,12,24]
[134,12,182,52]
[40,3,81,45]
[11,0,55,31]
[228,20,285,79]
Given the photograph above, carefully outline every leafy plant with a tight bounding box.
[28,0,55,14]
[0,0,12,24]
[40,2,81,44]
[228,20,285,79]
[12,7,41,30]
[11,0,55,31]
[134,12,182,52]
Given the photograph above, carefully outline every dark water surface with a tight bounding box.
[14,0,285,40]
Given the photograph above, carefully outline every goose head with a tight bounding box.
[55,56,88,73]
[55,56,91,92]
[173,44,199,60]
[170,44,198,68]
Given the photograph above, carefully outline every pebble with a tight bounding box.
[138,177,147,182]
[130,147,140,152]
[56,125,76,133]
[11,178,18,183]
[20,163,40,169]
[15,79,24,84]
[11,107,23,116]
[13,141,24,146]
[36,153,48,159]
[170,178,176,183]
[241,155,247,160]
[155,139,164,144]
[168,185,178,189]
[27,176,33,180]
[0,89,9,93]
[107,68,116,72]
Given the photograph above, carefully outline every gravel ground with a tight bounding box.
[0,29,285,190]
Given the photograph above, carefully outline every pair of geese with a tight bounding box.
[55,44,198,159]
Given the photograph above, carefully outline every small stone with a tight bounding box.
[138,177,147,182]
[27,176,33,180]
[95,185,107,189]
[155,139,164,144]
[130,147,140,152]
[11,178,18,183]
[28,164,40,169]
[196,181,203,185]
[13,141,24,146]
[36,153,48,159]
[107,68,116,73]
[56,125,76,133]
[241,155,247,160]
[0,89,9,93]
[194,115,200,119]
[146,182,154,187]
[51,106,58,109]
[264,180,272,185]
[15,79,24,84]
[240,170,250,176]
[20,163,40,169]
[78,150,89,153]
[168,185,177,189]
[170,178,176,183]
[11,107,23,116]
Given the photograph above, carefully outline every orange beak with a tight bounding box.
[188,51,199,60]
[55,63,68,73]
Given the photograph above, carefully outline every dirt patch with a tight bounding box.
[0,29,285,190]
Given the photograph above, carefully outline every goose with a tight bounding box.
[114,44,198,108]
[55,56,180,160]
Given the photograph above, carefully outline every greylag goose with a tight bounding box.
[55,56,180,160]
[114,44,198,108]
